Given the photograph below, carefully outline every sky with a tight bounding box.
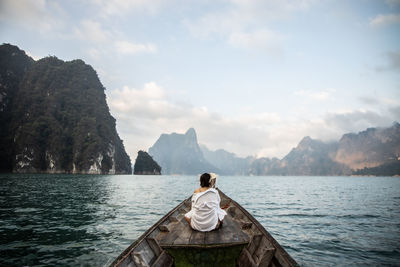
[1,0,399,160]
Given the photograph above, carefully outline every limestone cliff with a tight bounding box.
[0,44,131,174]
[149,128,219,175]
[133,150,161,175]
[335,123,400,170]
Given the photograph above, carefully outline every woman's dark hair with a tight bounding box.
[200,173,211,187]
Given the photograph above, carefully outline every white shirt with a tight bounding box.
[184,188,227,232]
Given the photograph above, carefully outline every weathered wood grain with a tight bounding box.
[145,237,161,257]
[158,222,183,246]
[189,228,205,246]
[238,248,257,267]
[151,251,173,267]
[172,222,193,246]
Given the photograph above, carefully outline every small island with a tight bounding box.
[133,151,162,175]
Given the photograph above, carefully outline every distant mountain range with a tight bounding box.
[0,44,131,174]
[148,123,400,176]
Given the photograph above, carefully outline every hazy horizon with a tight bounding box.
[1,0,399,160]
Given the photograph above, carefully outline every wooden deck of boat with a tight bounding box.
[157,210,249,248]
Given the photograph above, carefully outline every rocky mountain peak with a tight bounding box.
[149,128,218,174]
[297,136,313,149]
[185,127,197,138]
[184,127,198,147]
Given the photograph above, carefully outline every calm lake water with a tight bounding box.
[0,174,399,266]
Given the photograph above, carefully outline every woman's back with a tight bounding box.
[186,188,226,232]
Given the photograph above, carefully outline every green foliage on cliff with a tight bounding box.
[353,161,400,176]
[0,44,131,174]
[134,150,161,175]
[0,44,34,171]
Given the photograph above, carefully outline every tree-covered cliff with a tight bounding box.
[0,44,131,174]
[0,44,34,171]
[133,150,161,175]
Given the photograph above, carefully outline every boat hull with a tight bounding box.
[110,189,299,267]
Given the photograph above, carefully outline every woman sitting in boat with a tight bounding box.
[184,173,227,232]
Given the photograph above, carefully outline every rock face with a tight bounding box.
[0,44,132,174]
[134,150,161,175]
[0,44,34,171]
[200,145,251,175]
[148,128,219,174]
[275,136,351,175]
[335,123,400,170]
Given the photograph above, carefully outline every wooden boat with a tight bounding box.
[110,189,299,267]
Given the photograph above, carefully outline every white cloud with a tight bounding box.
[294,89,332,101]
[0,0,64,33]
[183,11,246,40]
[89,0,167,16]
[115,41,157,55]
[324,109,393,133]
[183,0,315,51]
[108,82,168,115]
[228,0,315,16]
[370,13,400,27]
[70,20,158,59]
[25,50,41,61]
[228,29,283,51]
[73,20,112,43]
[359,96,380,105]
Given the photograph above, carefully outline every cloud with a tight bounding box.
[107,82,172,118]
[89,0,167,17]
[358,96,380,105]
[0,0,64,33]
[324,110,393,133]
[70,20,158,59]
[389,105,400,118]
[73,20,113,43]
[25,50,41,61]
[183,0,314,52]
[115,41,157,55]
[370,13,400,27]
[228,29,284,51]
[376,51,400,72]
[294,89,333,101]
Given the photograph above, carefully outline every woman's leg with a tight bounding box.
[184,216,191,225]
[214,219,223,230]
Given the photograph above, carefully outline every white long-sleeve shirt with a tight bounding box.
[184,188,227,232]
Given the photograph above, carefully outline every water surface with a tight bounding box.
[0,174,399,266]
